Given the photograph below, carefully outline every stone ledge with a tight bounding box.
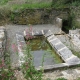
[16,33,26,66]
[36,62,80,72]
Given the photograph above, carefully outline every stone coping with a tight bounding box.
[16,29,80,70]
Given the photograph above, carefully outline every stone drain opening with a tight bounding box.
[62,19,69,34]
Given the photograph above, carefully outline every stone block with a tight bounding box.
[66,55,80,63]
[47,34,55,41]
[16,33,26,66]
[55,17,62,28]
[49,38,61,46]
[54,43,66,51]
[32,30,43,36]
[44,30,53,37]
[59,48,73,60]
[41,29,49,35]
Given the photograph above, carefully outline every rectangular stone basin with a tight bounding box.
[25,36,63,67]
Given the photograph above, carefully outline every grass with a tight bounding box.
[52,0,80,9]
[11,2,52,11]
[0,0,10,5]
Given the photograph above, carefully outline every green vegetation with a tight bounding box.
[11,2,52,11]
[0,0,10,5]
[0,0,80,9]
[56,77,67,80]
[77,77,80,80]
[52,0,80,8]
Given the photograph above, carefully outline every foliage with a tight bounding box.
[11,2,52,11]
[0,59,16,80]
[0,0,11,5]
[55,77,67,80]
[52,0,80,8]
[77,77,80,80]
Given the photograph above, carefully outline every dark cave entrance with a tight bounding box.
[62,19,70,33]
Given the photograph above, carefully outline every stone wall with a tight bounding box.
[12,8,69,25]
[0,27,6,60]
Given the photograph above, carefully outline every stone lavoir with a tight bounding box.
[16,29,80,71]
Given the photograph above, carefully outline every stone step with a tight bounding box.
[47,34,55,41]
[54,42,66,51]
[49,38,61,46]
[59,48,73,60]
[66,55,80,63]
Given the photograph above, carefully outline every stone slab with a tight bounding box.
[16,33,26,66]
[41,29,49,35]
[47,34,55,41]
[54,43,66,51]
[32,30,43,36]
[31,50,57,67]
[66,55,80,63]
[49,38,61,47]
[44,30,53,37]
[59,48,73,60]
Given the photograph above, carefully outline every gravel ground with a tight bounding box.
[5,24,80,80]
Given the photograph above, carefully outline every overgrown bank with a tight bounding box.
[0,0,80,30]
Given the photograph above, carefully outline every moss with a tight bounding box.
[74,20,80,28]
